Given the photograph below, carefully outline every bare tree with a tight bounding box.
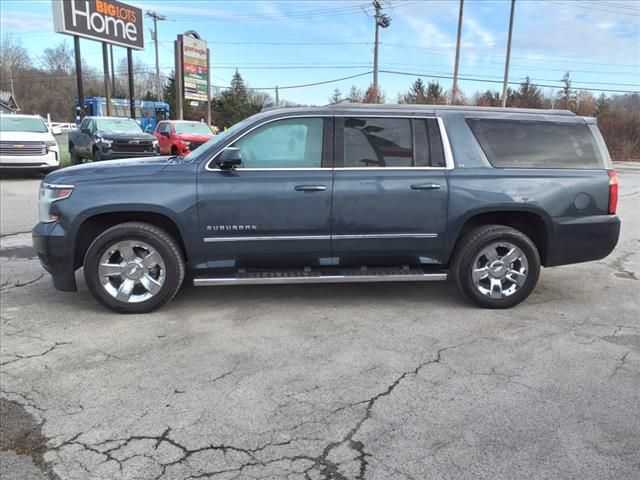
[0,34,31,99]
[41,41,74,74]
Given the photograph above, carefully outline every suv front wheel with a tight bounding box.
[83,222,185,313]
[451,225,541,309]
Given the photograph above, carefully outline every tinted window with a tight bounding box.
[233,118,324,169]
[467,119,604,169]
[344,118,413,167]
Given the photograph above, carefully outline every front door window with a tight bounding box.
[232,118,324,169]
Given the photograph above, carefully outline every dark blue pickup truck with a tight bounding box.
[33,105,620,313]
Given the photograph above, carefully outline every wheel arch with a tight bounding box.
[444,207,553,266]
[73,208,188,270]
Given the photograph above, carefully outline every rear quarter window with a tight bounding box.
[466,118,604,169]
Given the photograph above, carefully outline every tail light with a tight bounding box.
[608,170,618,215]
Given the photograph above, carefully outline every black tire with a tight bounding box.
[450,225,541,309]
[69,145,82,165]
[92,148,102,162]
[83,222,185,314]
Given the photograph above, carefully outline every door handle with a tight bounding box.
[295,185,327,192]
[411,183,441,190]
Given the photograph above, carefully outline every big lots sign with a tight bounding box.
[52,0,144,50]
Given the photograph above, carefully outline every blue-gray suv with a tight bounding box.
[32,105,621,313]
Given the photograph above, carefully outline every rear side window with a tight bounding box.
[467,119,604,169]
[341,117,444,168]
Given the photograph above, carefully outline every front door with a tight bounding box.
[332,116,449,267]
[197,116,334,269]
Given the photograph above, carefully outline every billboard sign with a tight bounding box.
[182,36,208,102]
[52,0,144,50]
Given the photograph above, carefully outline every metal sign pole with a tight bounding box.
[175,36,184,120]
[102,43,112,116]
[73,35,85,121]
[127,48,135,119]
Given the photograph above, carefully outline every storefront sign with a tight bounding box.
[183,36,208,102]
[52,0,144,50]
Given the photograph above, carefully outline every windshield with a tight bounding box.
[96,118,142,133]
[183,116,256,162]
[0,116,48,133]
[174,122,213,135]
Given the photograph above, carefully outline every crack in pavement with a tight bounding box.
[43,346,453,479]
[0,230,31,239]
[610,351,631,379]
[0,274,46,291]
[1,342,71,367]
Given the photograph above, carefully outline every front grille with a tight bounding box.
[0,141,46,156]
[111,141,154,153]
[190,141,205,150]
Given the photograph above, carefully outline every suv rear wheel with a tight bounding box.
[83,222,185,313]
[451,225,540,309]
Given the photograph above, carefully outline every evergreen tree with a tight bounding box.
[348,85,364,103]
[213,70,262,128]
[558,71,576,111]
[595,93,610,118]
[400,78,427,104]
[512,77,543,109]
[328,88,343,104]
[162,72,177,119]
[426,81,445,104]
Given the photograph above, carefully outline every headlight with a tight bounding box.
[96,137,113,147]
[39,183,74,223]
[45,140,58,152]
[181,141,191,147]
[152,139,159,146]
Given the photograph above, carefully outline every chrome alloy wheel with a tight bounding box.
[471,241,529,299]
[98,240,166,303]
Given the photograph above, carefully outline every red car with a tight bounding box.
[153,120,214,155]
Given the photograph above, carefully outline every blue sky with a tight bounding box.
[1,0,639,105]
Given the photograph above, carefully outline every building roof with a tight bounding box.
[0,91,19,112]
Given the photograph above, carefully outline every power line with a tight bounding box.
[550,1,640,16]
[378,69,640,94]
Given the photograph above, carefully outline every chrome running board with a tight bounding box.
[193,268,448,287]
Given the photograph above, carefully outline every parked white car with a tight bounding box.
[0,114,61,173]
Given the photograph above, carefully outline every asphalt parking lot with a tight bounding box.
[1,165,639,480]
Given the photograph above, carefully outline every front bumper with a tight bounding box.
[0,151,59,171]
[545,215,621,267]
[32,222,77,291]
[97,148,160,160]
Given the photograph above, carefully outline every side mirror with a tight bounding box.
[52,126,62,136]
[81,128,91,135]
[161,131,170,138]
[216,147,242,169]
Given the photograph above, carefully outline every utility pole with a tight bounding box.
[501,0,516,108]
[452,0,464,105]
[372,0,391,103]
[146,11,166,101]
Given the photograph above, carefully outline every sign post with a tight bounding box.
[101,43,112,116]
[73,35,85,121]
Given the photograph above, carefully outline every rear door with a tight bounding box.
[332,116,449,267]
[196,116,334,269]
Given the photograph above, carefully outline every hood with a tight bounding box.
[175,133,214,142]
[0,131,56,142]
[97,131,157,142]
[44,156,175,185]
